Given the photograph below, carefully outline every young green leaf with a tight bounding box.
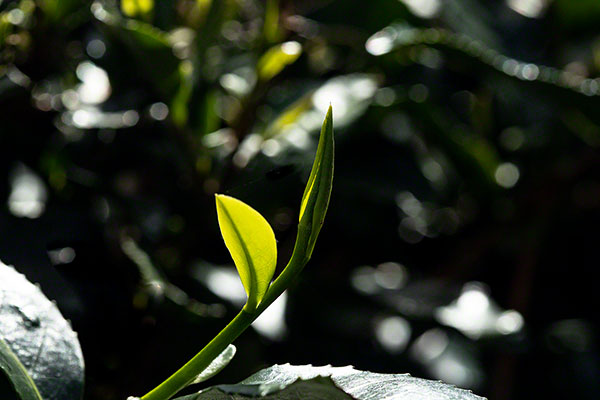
[138,109,334,400]
[298,105,334,258]
[215,194,277,311]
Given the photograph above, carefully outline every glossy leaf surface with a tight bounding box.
[0,261,84,400]
[174,364,485,400]
[215,195,277,310]
[190,345,237,385]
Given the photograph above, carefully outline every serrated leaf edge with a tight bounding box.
[0,338,44,400]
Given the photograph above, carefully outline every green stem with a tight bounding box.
[140,229,310,400]
[257,226,309,313]
[140,309,253,400]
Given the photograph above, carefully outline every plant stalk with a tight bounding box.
[140,105,331,400]
[140,231,310,400]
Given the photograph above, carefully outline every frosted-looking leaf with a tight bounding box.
[175,364,486,400]
[0,260,84,400]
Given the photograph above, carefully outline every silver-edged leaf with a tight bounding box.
[190,345,237,385]
[0,260,84,400]
[175,364,486,400]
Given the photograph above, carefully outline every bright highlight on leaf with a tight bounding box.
[215,194,277,311]
[257,41,302,82]
[190,345,236,385]
[176,364,485,400]
[122,0,154,17]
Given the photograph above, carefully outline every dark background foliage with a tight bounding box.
[1,0,599,399]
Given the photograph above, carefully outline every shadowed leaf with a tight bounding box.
[0,261,84,400]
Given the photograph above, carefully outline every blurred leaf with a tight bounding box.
[442,0,501,49]
[257,41,302,82]
[121,0,154,18]
[121,236,223,319]
[367,23,600,110]
[174,364,485,400]
[94,2,180,98]
[38,0,82,22]
[411,103,501,190]
[190,345,236,385]
[171,61,194,128]
[263,0,282,43]
[265,74,377,141]
[312,74,378,128]
[443,126,499,188]
[196,0,212,13]
[554,0,600,26]
[263,94,314,138]
[195,0,236,65]
[215,195,277,311]
[562,109,600,147]
[0,261,84,400]
[197,89,220,136]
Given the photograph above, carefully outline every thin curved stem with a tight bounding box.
[140,230,310,400]
[139,105,331,400]
[140,309,252,400]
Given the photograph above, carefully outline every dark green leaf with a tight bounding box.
[93,2,181,98]
[38,0,83,22]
